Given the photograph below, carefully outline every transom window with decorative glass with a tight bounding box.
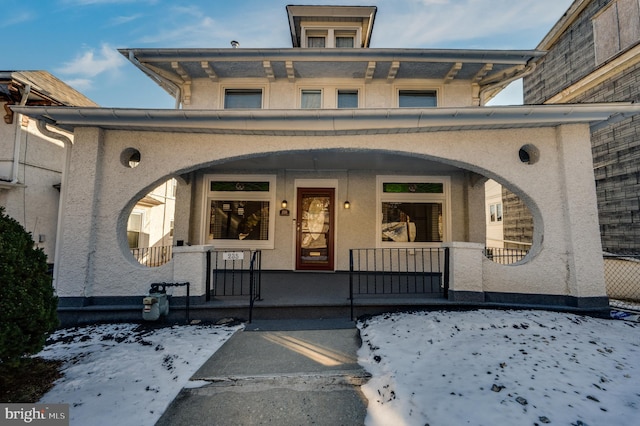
[224,89,263,109]
[205,175,276,248]
[398,90,437,108]
[377,176,450,247]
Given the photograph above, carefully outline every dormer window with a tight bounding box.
[302,28,360,48]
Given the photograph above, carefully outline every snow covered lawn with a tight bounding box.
[358,310,639,426]
[37,322,241,426]
[36,310,638,426]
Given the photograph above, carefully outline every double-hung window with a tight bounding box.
[205,175,276,249]
[337,90,359,108]
[224,89,263,109]
[301,89,322,108]
[377,176,449,247]
[398,90,437,108]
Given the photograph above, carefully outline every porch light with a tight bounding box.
[344,200,350,209]
[281,199,288,208]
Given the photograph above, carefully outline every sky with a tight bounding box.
[37,309,639,425]
[3,0,575,108]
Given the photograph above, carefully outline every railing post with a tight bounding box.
[205,250,211,302]
[443,247,450,299]
[349,249,354,321]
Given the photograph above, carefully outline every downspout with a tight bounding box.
[37,119,72,292]
[127,51,182,109]
[478,62,538,106]
[9,84,31,183]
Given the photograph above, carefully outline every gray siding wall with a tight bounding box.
[523,0,640,253]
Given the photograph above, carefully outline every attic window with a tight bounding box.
[335,31,356,48]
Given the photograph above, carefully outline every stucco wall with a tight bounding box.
[187,78,474,110]
[0,114,65,260]
[55,123,606,304]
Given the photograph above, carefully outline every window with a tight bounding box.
[337,90,359,108]
[224,89,262,109]
[377,177,449,246]
[308,37,326,47]
[301,89,322,108]
[489,203,503,223]
[593,0,640,65]
[127,212,143,248]
[335,31,356,48]
[398,90,437,108]
[205,175,276,248]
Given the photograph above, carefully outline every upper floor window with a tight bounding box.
[593,0,640,65]
[398,90,437,108]
[301,89,322,108]
[337,90,359,108]
[489,203,503,223]
[335,31,356,48]
[224,89,262,109]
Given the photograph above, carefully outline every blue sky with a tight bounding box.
[3,0,574,108]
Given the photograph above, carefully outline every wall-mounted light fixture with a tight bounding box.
[344,170,351,209]
[281,199,288,208]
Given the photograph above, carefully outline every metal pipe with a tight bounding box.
[8,84,31,184]
[36,120,72,292]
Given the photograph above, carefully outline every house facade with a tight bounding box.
[1,71,97,264]
[524,0,640,254]
[13,5,638,321]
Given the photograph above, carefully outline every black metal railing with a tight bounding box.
[604,252,640,308]
[131,245,173,267]
[484,247,529,265]
[349,247,449,319]
[206,249,262,322]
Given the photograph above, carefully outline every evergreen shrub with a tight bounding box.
[0,207,58,364]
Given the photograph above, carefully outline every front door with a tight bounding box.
[296,188,335,271]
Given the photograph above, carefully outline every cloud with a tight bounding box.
[63,78,94,91]
[372,0,572,47]
[61,0,156,5]
[107,14,142,27]
[0,10,33,28]
[56,43,125,78]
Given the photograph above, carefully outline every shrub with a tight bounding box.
[0,207,58,365]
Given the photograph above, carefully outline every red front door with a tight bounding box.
[296,188,335,271]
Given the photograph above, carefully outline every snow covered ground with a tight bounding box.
[38,322,242,426]
[358,310,640,426]
[36,310,639,426]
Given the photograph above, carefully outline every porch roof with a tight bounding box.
[11,103,640,136]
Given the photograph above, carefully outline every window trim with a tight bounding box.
[489,202,503,223]
[202,174,276,249]
[376,175,451,248]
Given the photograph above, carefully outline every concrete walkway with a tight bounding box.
[155,319,370,425]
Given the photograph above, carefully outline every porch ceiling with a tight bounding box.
[208,150,459,173]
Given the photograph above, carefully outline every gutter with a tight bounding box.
[36,120,73,292]
[128,51,182,109]
[7,84,31,184]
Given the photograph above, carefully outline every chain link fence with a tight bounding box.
[604,252,640,311]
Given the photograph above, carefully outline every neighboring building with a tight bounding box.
[0,71,97,264]
[524,0,640,254]
[13,5,640,321]
[484,179,504,249]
